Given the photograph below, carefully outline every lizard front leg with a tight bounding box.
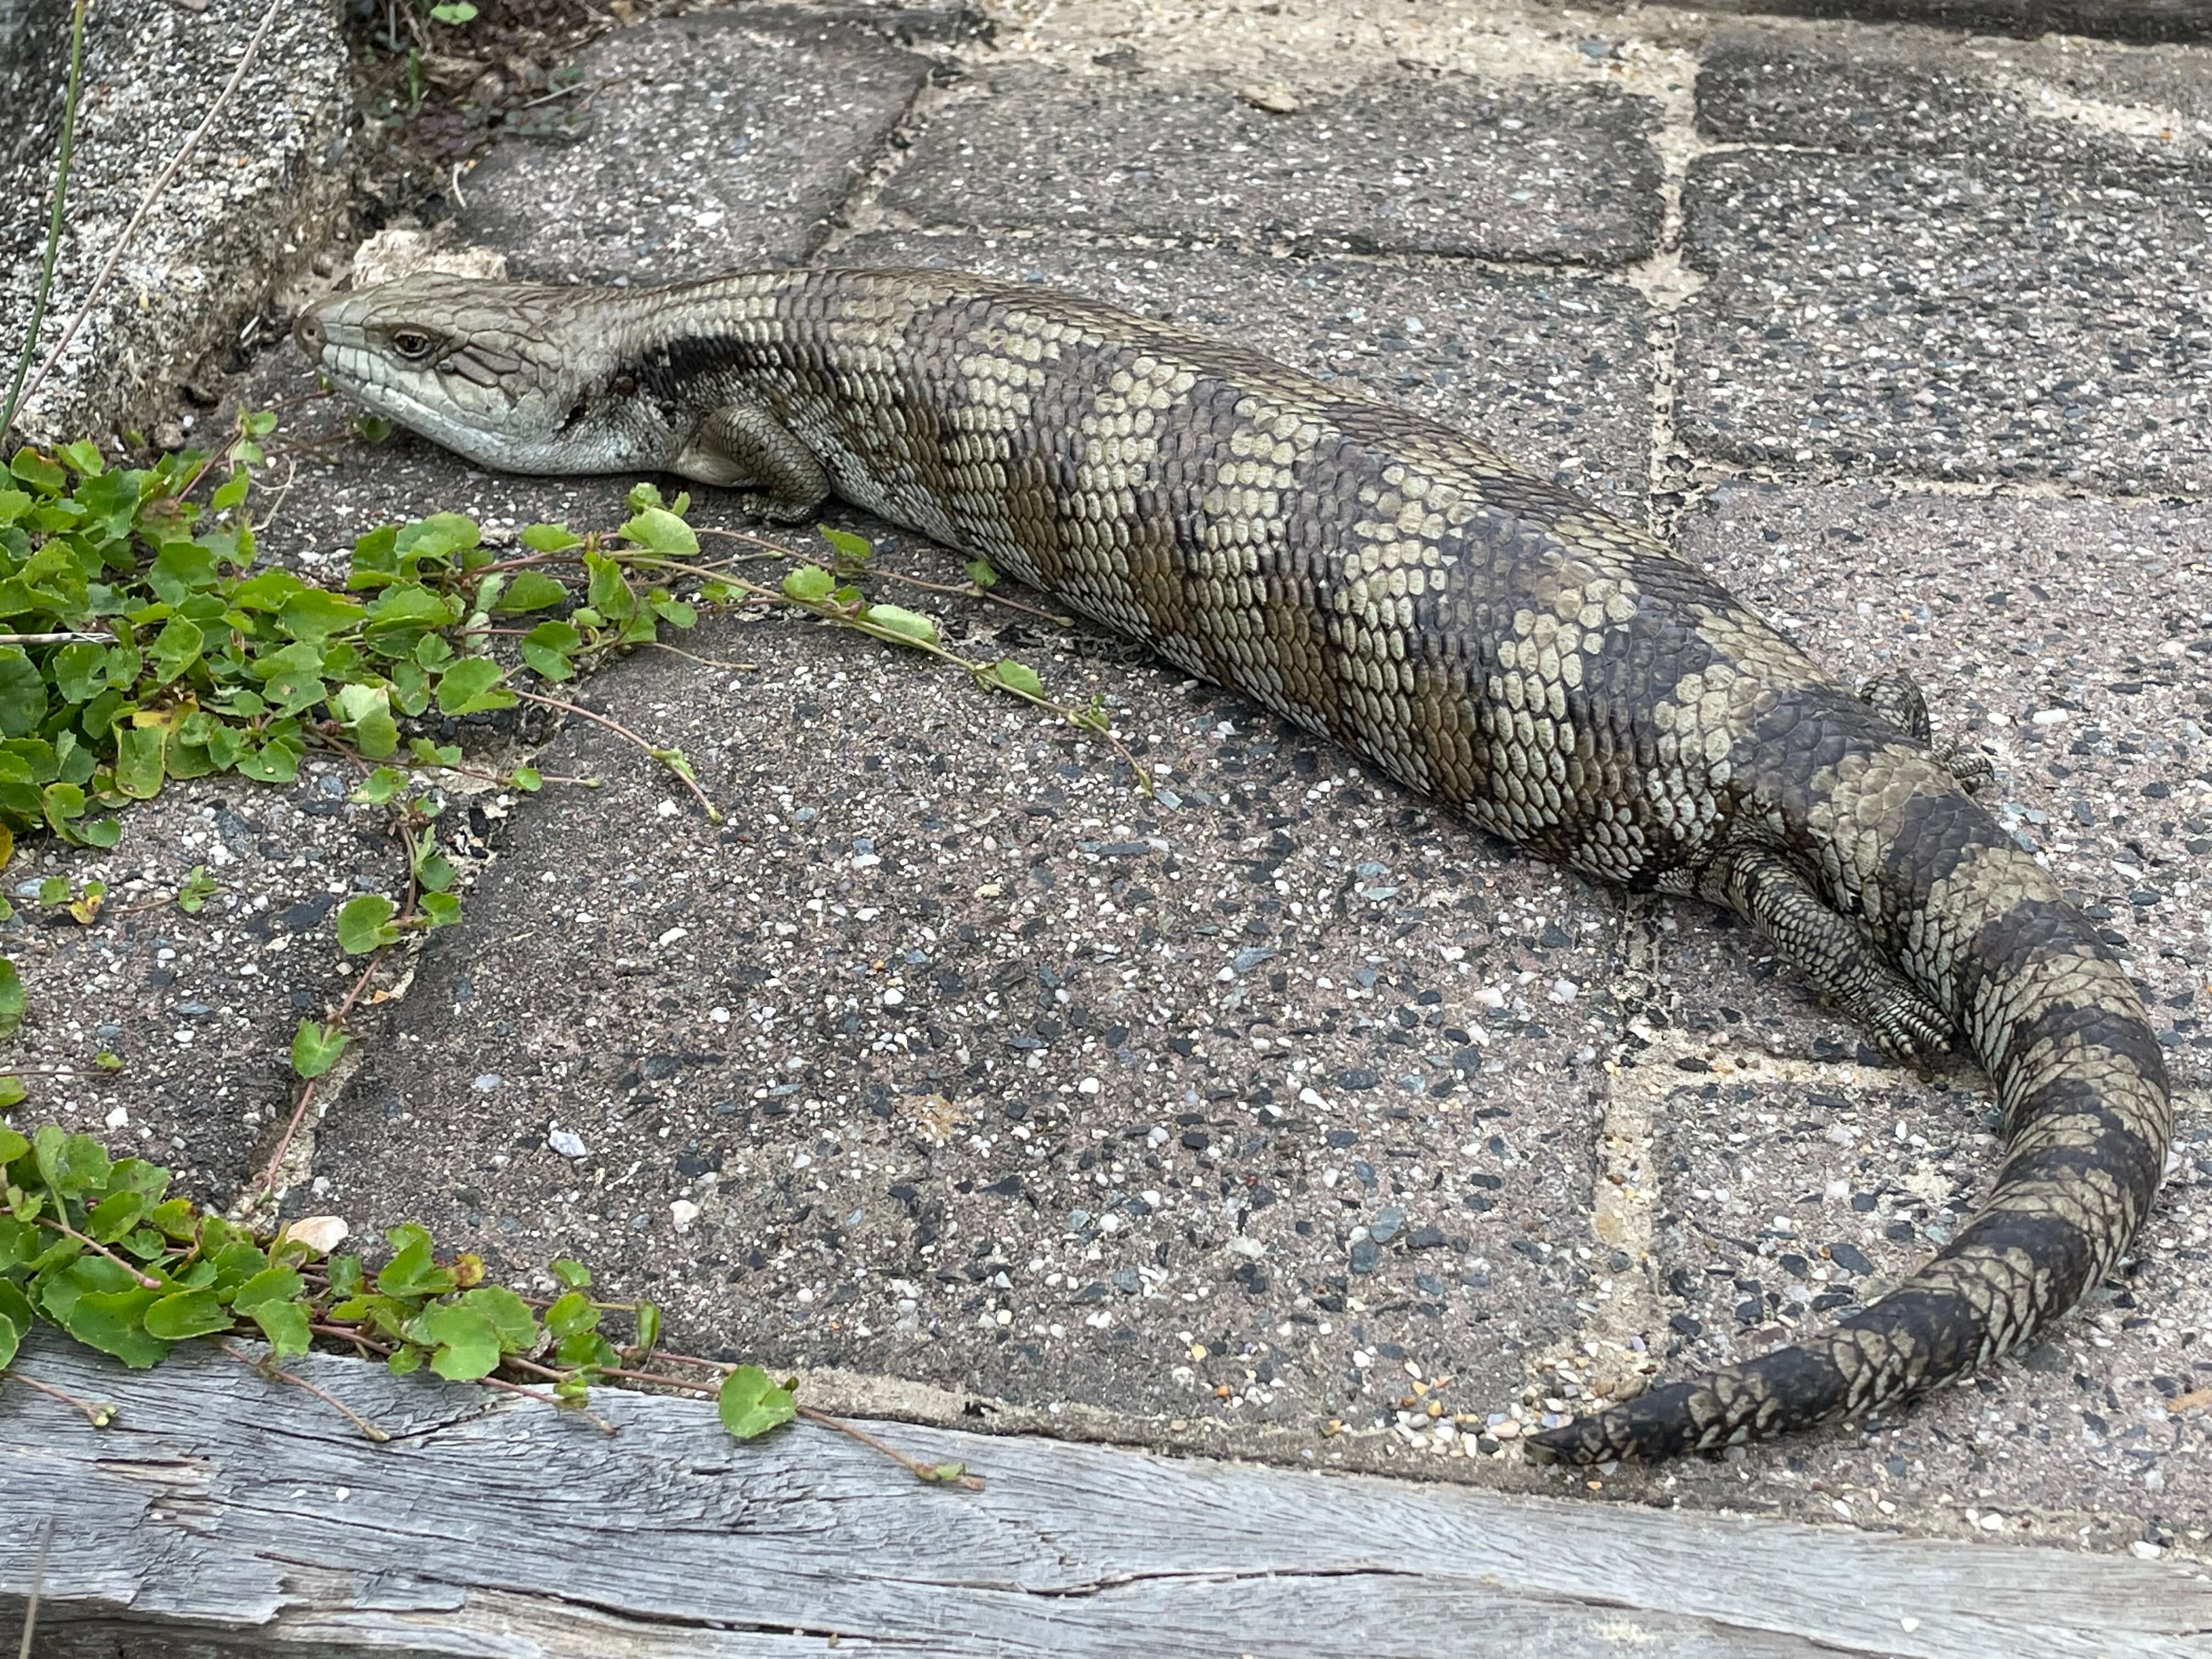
[673,396,831,520]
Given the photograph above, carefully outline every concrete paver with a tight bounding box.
[881,63,1665,265]
[1677,20,2212,494]
[1696,19,2212,170]
[0,775,406,1198]
[309,561,1621,1437]
[1606,484,2211,1538]
[1678,149,2212,493]
[459,5,943,281]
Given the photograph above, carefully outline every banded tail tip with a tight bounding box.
[1521,1378,1742,1465]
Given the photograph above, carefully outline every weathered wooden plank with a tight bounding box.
[3,1335,2208,1658]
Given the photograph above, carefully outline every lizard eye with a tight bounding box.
[389,328,438,361]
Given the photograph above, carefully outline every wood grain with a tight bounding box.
[3,1334,2208,1658]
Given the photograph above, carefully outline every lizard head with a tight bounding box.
[294,273,681,476]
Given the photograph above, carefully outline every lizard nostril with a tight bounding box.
[292,312,323,354]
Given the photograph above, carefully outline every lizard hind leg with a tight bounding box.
[674,397,832,521]
[1857,668,1933,744]
[1857,668,1994,794]
[1702,844,1954,1063]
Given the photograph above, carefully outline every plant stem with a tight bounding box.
[1,1367,114,1426]
[596,1363,717,1397]
[476,1370,618,1433]
[211,1338,389,1442]
[0,0,87,438]
[35,1214,162,1288]
[795,1406,986,1491]
[874,563,1075,627]
[688,524,1076,625]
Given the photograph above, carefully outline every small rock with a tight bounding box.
[1827,1241,1874,1275]
[1239,80,1301,114]
[1370,1206,1405,1244]
[548,1128,588,1159]
[284,1215,350,1255]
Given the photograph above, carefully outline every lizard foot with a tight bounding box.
[1704,844,1954,1065]
[1858,668,1992,795]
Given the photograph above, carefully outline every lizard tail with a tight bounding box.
[1526,774,2173,1464]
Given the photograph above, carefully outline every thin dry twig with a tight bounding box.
[640,640,759,673]
[14,1514,50,1659]
[14,0,287,418]
[246,951,384,1204]
[0,0,86,438]
[509,688,724,822]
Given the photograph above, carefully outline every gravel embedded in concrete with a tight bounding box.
[1697,19,2212,171]
[304,545,1625,1439]
[1678,149,2212,493]
[458,5,940,282]
[3,774,407,1197]
[882,64,1664,266]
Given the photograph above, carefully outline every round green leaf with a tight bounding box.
[0,648,47,736]
[620,505,698,558]
[411,1302,502,1380]
[716,1364,797,1440]
[143,1288,235,1341]
[436,658,515,716]
[231,1265,306,1312]
[990,659,1045,698]
[335,895,399,955]
[65,1286,172,1368]
[250,1297,312,1359]
[496,570,571,612]
[291,1018,350,1079]
[864,603,939,647]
